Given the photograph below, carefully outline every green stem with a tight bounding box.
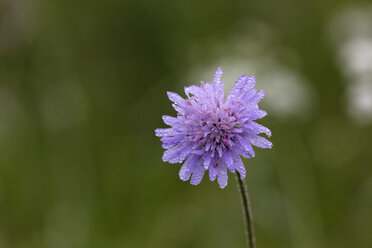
[236,172,256,248]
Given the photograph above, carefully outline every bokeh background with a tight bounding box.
[1,0,372,247]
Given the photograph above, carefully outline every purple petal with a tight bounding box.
[251,89,265,104]
[241,89,257,103]
[167,91,186,107]
[199,83,215,107]
[190,159,206,185]
[243,121,271,137]
[248,135,272,149]
[236,135,255,157]
[160,135,185,145]
[176,144,194,163]
[249,109,267,120]
[211,67,224,105]
[217,161,228,189]
[184,85,202,99]
[216,145,223,158]
[209,164,218,181]
[223,150,235,172]
[162,143,174,149]
[179,155,199,181]
[190,149,205,155]
[155,128,177,137]
[243,76,256,91]
[203,152,212,169]
[162,142,189,163]
[233,153,246,179]
[213,67,223,84]
[162,115,178,126]
[213,82,224,106]
[226,75,255,104]
[172,104,185,115]
[234,143,252,158]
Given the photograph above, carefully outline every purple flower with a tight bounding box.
[155,67,272,188]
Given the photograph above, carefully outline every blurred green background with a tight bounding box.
[1,0,372,247]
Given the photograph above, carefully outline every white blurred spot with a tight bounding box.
[347,78,372,123]
[340,38,372,77]
[260,66,313,119]
[328,6,372,124]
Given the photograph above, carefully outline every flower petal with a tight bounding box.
[155,128,177,137]
[184,85,202,99]
[190,159,206,185]
[209,164,218,181]
[241,89,257,103]
[162,142,189,163]
[243,121,271,137]
[167,91,186,107]
[223,150,235,172]
[236,135,255,157]
[172,103,185,115]
[248,135,272,149]
[179,155,199,181]
[226,75,255,104]
[217,161,228,189]
[233,153,246,179]
[251,89,265,105]
[160,135,185,145]
[249,109,267,120]
[234,143,252,158]
[162,115,179,126]
[203,152,212,169]
[213,67,223,84]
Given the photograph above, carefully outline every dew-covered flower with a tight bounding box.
[155,68,272,188]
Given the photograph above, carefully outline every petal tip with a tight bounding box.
[218,182,228,189]
[190,181,201,186]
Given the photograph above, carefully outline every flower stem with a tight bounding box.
[236,173,256,248]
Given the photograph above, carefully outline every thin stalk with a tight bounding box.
[236,172,256,248]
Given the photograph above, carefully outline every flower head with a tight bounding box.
[155,67,272,188]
